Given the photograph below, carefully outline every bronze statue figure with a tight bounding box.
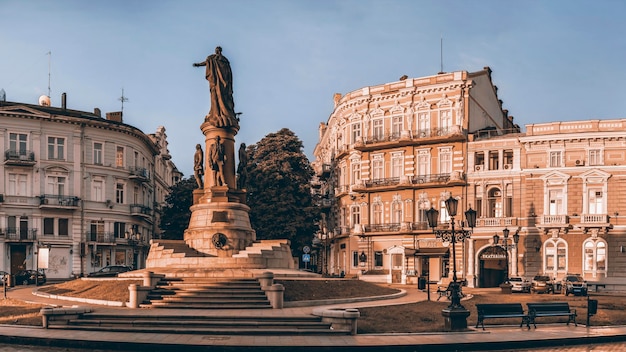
[237,143,248,189]
[193,144,204,189]
[209,136,226,186]
[194,46,238,128]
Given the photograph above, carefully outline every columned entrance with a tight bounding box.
[479,246,507,288]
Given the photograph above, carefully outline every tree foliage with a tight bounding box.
[159,176,196,240]
[243,128,319,256]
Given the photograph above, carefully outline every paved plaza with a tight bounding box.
[3,285,626,351]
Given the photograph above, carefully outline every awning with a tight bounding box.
[414,247,449,257]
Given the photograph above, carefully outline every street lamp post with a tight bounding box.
[425,195,476,331]
[493,228,520,293]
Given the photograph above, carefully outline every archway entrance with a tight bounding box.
[479,246,507,288]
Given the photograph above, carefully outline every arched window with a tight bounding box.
[391,199,403,224]
[583,239,607,278]
[487,188,503,218]
[544,238,567,276]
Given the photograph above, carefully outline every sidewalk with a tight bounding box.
[3,285,626,351]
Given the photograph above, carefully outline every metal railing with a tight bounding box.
[2,228,37,241]
[4,149,35,163]
[86,232,116,243]
[39,194,80,207]
[130,204,152,216]
[411,173,451,184]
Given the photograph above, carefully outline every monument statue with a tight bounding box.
[237,143,248,189]
[209,136,226,186]
[193,144,204,189]
[193,46,238,128]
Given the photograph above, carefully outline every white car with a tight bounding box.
[509,277,531,293]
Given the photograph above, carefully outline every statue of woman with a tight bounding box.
[194,46,238,128]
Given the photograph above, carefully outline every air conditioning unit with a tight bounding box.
[575,159,585,166]
[475,165,482,171]
[503,164,512,170]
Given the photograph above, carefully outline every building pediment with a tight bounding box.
[540,170,571,185]
[577,169,611,183]
[0,105,47,117]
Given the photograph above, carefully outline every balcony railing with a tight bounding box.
[411,173,451,185]
[364,177,401,188]
[2,228,37,241]
[129,166,150,182]
[581,214,609,224]
[39,194,80,208]
[541,215,569,225]
[364,223,402,232]
[130,204,152,217]
[477,217,518,227]
[86,232,116,243]
[4,149,36,165]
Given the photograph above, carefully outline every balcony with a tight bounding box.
[363,223,402,233]
[317,163,332,179]
[39,194,80,209]
[129,166,150,183]
[411,173,452,185]
[130,204,152,218]
[477,217,519,228]
[537,214,571,235]
[364,177,401,188]
[577,214,611,235]
[86,232,116,243]
[1,228,37,241]
[4,149,36,166]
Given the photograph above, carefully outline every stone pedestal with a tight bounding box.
[500,283,513,294]
[442,307,471,331]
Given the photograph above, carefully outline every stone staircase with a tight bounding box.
[46,312,349,335]
[145,277,272,309]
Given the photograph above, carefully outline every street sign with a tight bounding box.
[303,246,311,254]
[302,254,310,262]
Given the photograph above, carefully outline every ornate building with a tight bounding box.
[312,67,517,284]
[0,96,181,280]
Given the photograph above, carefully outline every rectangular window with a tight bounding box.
[418,112,430,137]
[391,153,403,178]
[114,222,126,238]
[392,116,402,138]
[350,206,360,227]
[439,148,452,174]
[9,133,28,154]
[58,218,69,236]
[588,189,604,214]
[46,176,66,195]
[440,109,452,132]
[417,150,430,176]
[374,251,383,267]
[351,161,360,185]
[372,119,384,141]
[372,157,384,180]
[351,123,361,144]
[93,142,103,165]
[372,203,383,225]
[48,137,65,160]
[588,149,602,166]
[43,218,54,235]
[549,151,562,167]
[116,146,124,167]
[548,189,563,215]
[8,173,27,196]
[352,251,359,267]
[92,179,104,202]
[116,182,125,204]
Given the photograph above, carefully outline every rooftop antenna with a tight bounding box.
[439,34,444,74]
[47,51,52,98]
[119,88,129,115]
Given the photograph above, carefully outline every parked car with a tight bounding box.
[87,265,133,277]
[14,269,46,285]
[509,276,531,293]
[531,275,553,294]
[562,274,587,296]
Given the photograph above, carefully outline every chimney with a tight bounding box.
[94,108,101,117]
[61,92,67,110]
[106,111,123,123]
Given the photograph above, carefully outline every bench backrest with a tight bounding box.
[527,302,571,313]
[476,303,524,315]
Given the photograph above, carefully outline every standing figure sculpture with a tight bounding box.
[237,143,248,189]
[193,46,238,128]
[209,136,226,186]
[193,144,204,189]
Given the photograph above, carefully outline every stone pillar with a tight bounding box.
[265,284,284,309]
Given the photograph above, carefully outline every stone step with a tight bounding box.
[148,302,272,309]
[158,297,269,304]
[51,325,347,335]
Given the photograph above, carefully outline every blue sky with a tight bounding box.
[2,0,626,176]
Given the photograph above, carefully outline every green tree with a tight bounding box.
[159,176,196,240]
[244,128,319,257]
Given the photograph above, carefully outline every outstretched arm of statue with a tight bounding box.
[193,61,206,67]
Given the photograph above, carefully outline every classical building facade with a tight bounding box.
[312,67,517,285]
[314,67,626,290]
[0,97,181,280]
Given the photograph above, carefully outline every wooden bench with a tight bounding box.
[527,302,577,327]
[436,278,451,301]
[475,303,530,330]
